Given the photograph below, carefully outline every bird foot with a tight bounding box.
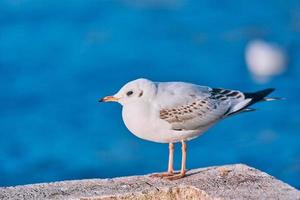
[149,172,174,178]
[150,171,186,180]
[162,171,186,180]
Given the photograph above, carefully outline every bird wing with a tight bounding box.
[155,82,248,131]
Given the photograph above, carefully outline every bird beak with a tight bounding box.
[99,96,119,102]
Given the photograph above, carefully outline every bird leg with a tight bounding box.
[163,140,187,180]
[167,142,174,174]
[150,143,174,177]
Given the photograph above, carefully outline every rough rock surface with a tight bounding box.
[0,164,299,200]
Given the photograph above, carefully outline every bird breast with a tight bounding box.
[121,102,169,142]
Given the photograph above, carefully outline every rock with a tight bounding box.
[0,164,299,200]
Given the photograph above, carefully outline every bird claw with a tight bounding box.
[150,171,186,180]
[149,172,174,178]
[162,172,186,180]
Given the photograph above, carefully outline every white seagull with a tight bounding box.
[99,78,278,180]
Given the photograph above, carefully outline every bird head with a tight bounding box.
[99,78,156,106]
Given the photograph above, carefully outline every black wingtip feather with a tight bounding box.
[244,88,275,106]
[226,88,277,117]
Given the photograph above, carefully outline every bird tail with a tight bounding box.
[227,88,281,117]
[243,88,276,106]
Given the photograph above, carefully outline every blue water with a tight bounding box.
[0,0,300,188]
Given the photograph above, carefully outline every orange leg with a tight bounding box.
[150,143,174,178]
[164,140,186,180]
[167,142,174,174]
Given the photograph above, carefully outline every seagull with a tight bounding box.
[99,78,279,180]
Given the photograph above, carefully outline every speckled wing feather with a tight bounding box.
[157,83,247,131]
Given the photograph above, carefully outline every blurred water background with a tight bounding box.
[0,0,300,188]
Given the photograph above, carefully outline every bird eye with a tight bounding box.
[138,91,143,97]
[126,91,133,96]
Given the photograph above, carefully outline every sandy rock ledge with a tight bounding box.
[0,164,299,200]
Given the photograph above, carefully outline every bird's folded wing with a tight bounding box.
[155,83,243,131]
[159,97,230,131]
